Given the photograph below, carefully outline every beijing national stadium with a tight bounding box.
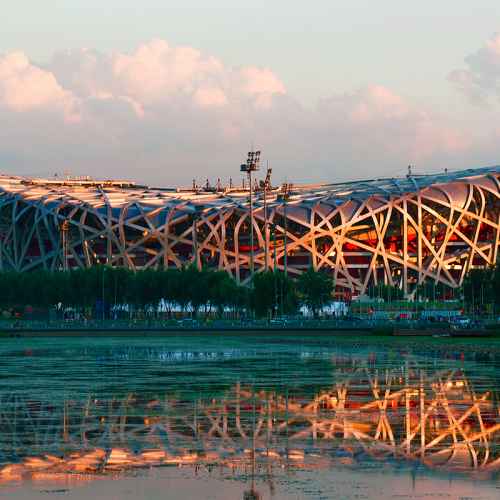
[0,163,499,299]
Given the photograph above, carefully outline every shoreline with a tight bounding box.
[1,326,498,337]
[1,326,372,337]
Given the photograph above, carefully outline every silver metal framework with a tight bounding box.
[0,166,499,296]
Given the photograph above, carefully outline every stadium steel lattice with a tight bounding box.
[1,366,499,478]
[0,165,499,297]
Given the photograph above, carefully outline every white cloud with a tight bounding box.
[47,40,286,111]
[238,66,286,96]
[193,87,227,108]
[313,86,468,167]
[449,33,500,104]
[0,51,78,121]
[0,39,489,185]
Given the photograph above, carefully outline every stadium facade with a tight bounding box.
[0,166,499,298]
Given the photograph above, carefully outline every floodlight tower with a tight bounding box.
[240,150,261,277]
[262,166,272,271]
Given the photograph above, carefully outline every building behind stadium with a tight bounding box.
[0,165,498,299]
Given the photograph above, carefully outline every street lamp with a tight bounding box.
[278,183,291,277]
[240,151,261,278]
[270,223,278,317]
[101,266,106,322]
[61,219,70,271]
[261,166,272,271]
[270,223,278,271]
[192,206,204,270]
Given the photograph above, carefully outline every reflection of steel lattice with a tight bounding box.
[0,166,499,293]
[0,367,499,481]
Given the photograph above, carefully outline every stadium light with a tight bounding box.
[239,151,260,278]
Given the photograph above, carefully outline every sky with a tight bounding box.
[1,1,500,186]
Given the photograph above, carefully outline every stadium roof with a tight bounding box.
[0,165,499,211]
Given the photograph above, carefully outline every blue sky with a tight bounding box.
[1,1,500,184]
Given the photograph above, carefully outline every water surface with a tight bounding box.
[0,334,499,499]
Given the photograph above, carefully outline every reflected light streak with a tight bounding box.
[0,366,499,488]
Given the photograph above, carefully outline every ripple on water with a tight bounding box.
[0,334,499,498]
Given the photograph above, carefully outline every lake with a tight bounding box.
[0,334,499,499]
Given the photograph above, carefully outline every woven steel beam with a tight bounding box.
[0,168,498,296]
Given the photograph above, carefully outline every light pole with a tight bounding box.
[279,183,291,277]
[192,207,203,270]
[262,166,272,271]
[284,195,288,277]
[270,223,278,317]
[101,267,106,322]
[61,219,69,271]
[240,151,261,278]
[272,223,277,271]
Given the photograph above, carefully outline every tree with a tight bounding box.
[185,266,211,317]
[372,283,404,302]
[109,267,133,316]
[297,268,333,317]
[251,271,298,318]
[251,271,276,318]
[169,267,192,314]
[462,266,495,313]
[494,264,500,313]
[207,270,237,318]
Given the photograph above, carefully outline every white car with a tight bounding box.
[451,317,470,327]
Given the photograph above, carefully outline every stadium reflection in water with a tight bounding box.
[0,337,499,497]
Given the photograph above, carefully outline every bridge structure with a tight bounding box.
[0,364,499,483]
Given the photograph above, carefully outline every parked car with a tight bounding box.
[177,318,199,327]
[270,318,288,326]
[450,317,471,329]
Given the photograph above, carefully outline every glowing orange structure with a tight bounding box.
[0,367,498,481]
[0,166,498,296]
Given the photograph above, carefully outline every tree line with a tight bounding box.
[461,264,500,314]
[0,266,333,319]
[1,262,497,320]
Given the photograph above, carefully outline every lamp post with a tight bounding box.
[271,223,277,271]
[284,194,288,277]
[192,206,203,270]
[270,223,278,317]
[101,266,106,322]
[240,151,261,278]
[61,219,70,271]
[263,184,268,272]
[262,166,272,271]
[279,183,291,277]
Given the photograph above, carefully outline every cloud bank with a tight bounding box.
[449,33,500,104]
[0,38,495,185]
